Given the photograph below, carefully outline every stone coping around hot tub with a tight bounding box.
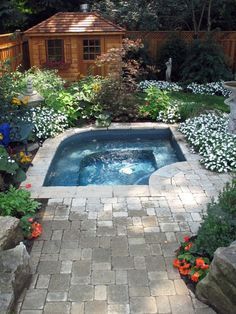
[21,122,203,198]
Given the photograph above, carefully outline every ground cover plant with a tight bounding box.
[179,113,236,172]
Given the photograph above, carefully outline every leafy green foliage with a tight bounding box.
[20,214,33,238]
[194,180,236,259]
[0,146,26,191]
[139,86,170,120]
[158,35,187,81]
[69,76,103,120]
[181,37,232,83]
[0,185,40,217]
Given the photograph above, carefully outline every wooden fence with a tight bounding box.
[0,33,23,71]
[127,31,236,71]
[1,31,236,73]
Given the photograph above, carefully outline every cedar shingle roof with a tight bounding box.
[24,12,125,34]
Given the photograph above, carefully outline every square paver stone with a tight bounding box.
[169,295,195,314]
[128,270,148,286]
[92,270,115,284]
[92,248,111,263]
[150,280,176,296]
[48,274,70,291]
[108,304,130,314]
[130,296,157,313]
[69,285,93,302]
[37,261,61,275]
[72,260,91,276]
[129,244,151,256]
[44,302,71,314]
[111,237,129,256]
[85,301,107,314]
[145,256,166,271]
[112,256,134,270]
[22,289,47,310]
[108,285,129,304]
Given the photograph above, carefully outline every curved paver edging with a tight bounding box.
[22,123,231,198]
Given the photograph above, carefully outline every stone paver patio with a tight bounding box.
[17,123,232,313]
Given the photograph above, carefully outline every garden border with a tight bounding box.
[22,122,205,198]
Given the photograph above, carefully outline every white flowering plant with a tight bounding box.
[179,113,236,172]
[186,81,230,97]
[157,100,181,123]
[21,107,69,140]
[138,80,183,92]
[138,80,230,97]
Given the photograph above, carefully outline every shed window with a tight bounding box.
[83,39,101,60]
[46,39,64,62]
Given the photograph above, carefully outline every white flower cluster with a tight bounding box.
[186,81,231,97]
[138,80,183,92]
[157,101,181,124]
[138,80,231,97]
[21,107,69,140]
[179,113,236,172]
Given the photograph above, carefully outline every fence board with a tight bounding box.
[0,33,23,71]
[127,31,236,71]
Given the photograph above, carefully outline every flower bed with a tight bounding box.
[138,80,230,97]
[173,236,210,284]
[179,113,236,172]
[138,80,183,92]
[186,81,230,97]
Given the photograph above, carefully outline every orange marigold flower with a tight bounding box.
[191,272,200,282]
[185,243,193,251]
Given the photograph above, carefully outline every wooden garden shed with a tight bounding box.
[24,12,125,81]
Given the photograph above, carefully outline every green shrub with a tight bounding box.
[0,147,26,191]
[0,185,40,217]
[194,180,236,259]
[139,86,170,120]
[158,34,187,81]
[181,37,232,84]
[95,77,140,121]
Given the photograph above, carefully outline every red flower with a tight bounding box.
[196,258,209,270]
[25,183,32,189]
[179,267,190,276]
[173,259,181,268]
[184,236,190,242]
[191,272,200,282]
[31,222,42,238]
[201,264,209,270]
[185,243,193,251]
[28,217,34,223]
